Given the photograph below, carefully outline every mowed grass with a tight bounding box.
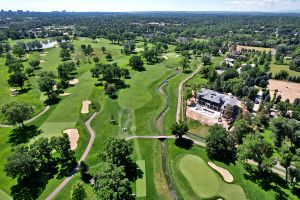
[136,160,147,198]
[270,63,300,77]
[177,154,219,198]
[0,189,12,200]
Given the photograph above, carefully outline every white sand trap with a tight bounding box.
[163,55,169,60]
[175,54,180,57]
[40,60,45,63]
[40,53,47,57]
[81,100,92,114]
[59,93,71,97]
[69,79,79,85]
[208,162,233,183]
[63,129,79,150]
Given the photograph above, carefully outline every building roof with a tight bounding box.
[198,88,238,108]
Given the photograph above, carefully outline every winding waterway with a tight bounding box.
[155,70,181,200]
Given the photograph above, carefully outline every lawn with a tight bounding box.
[167,140,300,200]
[175,154,246,200]
[136,160,147,198]
[187,119,210,138]
[270,63,300,77]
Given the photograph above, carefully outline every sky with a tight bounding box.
[1,0,300,12]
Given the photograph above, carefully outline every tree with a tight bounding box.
[129,55,144,71]
[8,71,27,89]
[13,45,25,60]
[171,121,188,139]
[29,60,40,70]
[1,101,34,128]
[94,165,134,200]
[71,182,87,200]
[101,46,106,53]
[202,54,211,66]
[100,137,138,181]
[223,105,233,120]
[206,125,236,162]
[238,134,275,173]
[180,57,190,71]
[60,49,71,61]
[93,56,100,63]
[38,71,57,101]
[106,53,112,61]
[232,119,253,144]
[279,144,293,182]
[104,83,117,97]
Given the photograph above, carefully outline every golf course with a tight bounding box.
[1,35,299,200]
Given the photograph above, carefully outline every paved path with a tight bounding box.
[176,65,202,123]
[0,105,50,128]
[46,112,98,200]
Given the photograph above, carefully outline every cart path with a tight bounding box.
[46,112,98,200]
[176,65,202,123]
[0,105,50,128]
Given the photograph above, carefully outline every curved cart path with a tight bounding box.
[0,105,50,128]
[46,112,98,200]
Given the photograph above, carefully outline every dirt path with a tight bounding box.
[46,112,98,200]
[0,105,50,128]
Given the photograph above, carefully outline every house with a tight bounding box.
[225,57,235,67]
[197,88,238,115]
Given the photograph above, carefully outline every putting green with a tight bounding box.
[136,160,146,198]
[175,154,247,200]
[178,154,219,198]
[40,122,77,137]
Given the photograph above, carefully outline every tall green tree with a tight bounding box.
[1,101,34,128]
[129,55,144,71]
[71,182,87,200]
[94,165,134,200]
[171,120,189,139]
[238,134,275,173]
[38,71,57,101]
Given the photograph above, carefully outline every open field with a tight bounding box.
[270,63,300,77]
[268,79,300,102]
[236,45,276,55]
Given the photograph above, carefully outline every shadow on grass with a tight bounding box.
[243,163,290,200]
[18,87,31,95]
[174,138,193,150]
[8,125,42,146]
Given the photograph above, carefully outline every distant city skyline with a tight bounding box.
[1,0,300,12]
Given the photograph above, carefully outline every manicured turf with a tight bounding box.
[177,154,219,198]
[136,160,147,198]
[0,189,12,200]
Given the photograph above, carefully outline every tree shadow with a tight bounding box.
[174,138,193,150]
[8,125,42,146]
[18,87,31,95]
[125,160,144,182]
[243,163,289,199]
[45,97,61,105]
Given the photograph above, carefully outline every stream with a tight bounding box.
[155,70,181,200]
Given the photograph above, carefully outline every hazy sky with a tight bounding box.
[1,0,300,12]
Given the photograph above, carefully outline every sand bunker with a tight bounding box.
[40,53,47,57]
[63,129,79,150]
[59,93,71,97]
[81,100,91,114]
[208,162,233,183]
[163,55,169,60]
[40,60,45,63]
[69,79,79,85]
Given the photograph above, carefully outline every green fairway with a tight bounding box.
[0,189,12,200]
[136,160,147,198]
[174,154,246,200]
[270,63,300,77]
